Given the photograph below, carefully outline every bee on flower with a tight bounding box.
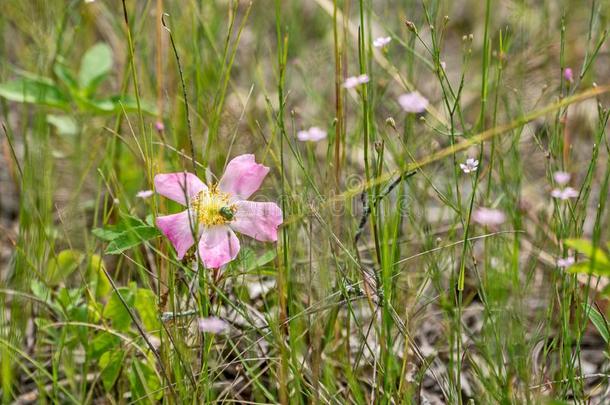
[155,154,282,268]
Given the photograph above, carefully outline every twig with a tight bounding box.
[2,122,23,182]
[100,265,178,399]
[161,13,197,176]
[355,170,417,243]
[529,373,610,390]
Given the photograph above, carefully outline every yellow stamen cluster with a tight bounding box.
[190,188,236,226]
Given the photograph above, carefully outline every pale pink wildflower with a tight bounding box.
[564,68,574,83]
[343,74,370,89]
[197,317,229,334]
[155,121,165,132]
[551,186,578,200]
[136,190,154,199]
[553,171,571,185]
[557,256,575,268]
[297,126,327,142]
[472,208,506,226]
[460,158,479,174]
[398,92,429,113]
[373,36,392,48]
[155,154,283,268]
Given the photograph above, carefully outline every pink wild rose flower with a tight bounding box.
[155,154,283,268]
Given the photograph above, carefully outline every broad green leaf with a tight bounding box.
[85,95,157,115]
[89,332,120,359]
[249,250,277,271]
[30,279,51,303]
[99,350,125,391]
[135,288,159,331]
[68,304,89,348]
[93,214,153,247]
[129,359,162,403]
[46,114,78,136]
[53,62,78,90]
[92,226,123,242]
[108,95,157,115]
[0,78,69,108]
[583,303,610,343]
[82,97,115,112]
[87,254,111,299]
[119,212,148,227]
[239,248,277,272]
[56,287,84,310]
[567,261,610,277]
[93,214,159,255]
[103,286,136,331]
[105,225,160,255]
[565,239,610,265]
[47,249,83,286]
[145,214,155,227]
[78,43,113,92]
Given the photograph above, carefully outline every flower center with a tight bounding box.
[191,188,237,226]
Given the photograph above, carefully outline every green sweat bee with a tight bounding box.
[219,206,236,221]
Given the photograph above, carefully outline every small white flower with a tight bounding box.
[136,190,154,199]
[398,92,429,113]
[459,158,479,174]
[198,317,229,334]
[373,36,392,48]
[557,256,575,268]
[553,171,571,185]
[343,74,370,89]
[440,61,447,70]
[551,186,578,200]
[472,208,506,226]
[297,126,327,142]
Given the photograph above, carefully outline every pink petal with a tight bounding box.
[198,317,230,334]
[156,210,196,259]
[136,189,154,199]
[553,171,571,185]
[472,208,506,226]
[154,172,207,206]
[198,226,240,268]
[398,92,429,113]
[217,154,270,199]
[297,126,327,142]
[230,200,283,242]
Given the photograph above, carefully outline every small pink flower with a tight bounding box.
[297,126,327,142]
[343,74,370,89]
[155,121,165,132]
[557,256,575,268]
[155,154,283,268]
[553,171,571,185]
[136,190,154,199]
[564,68,574,83]
[198,317,229,334]
[459,158,479,174]
[373,36,392,48]
[551,186,578,200]
[398,92,429,113]
[472,207,506,226]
